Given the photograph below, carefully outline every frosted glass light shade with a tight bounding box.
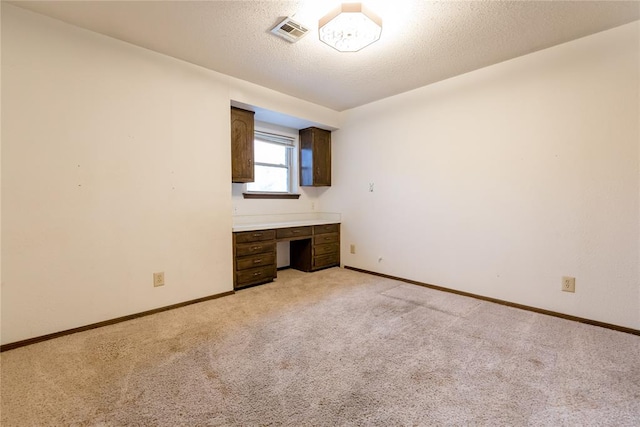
[319,3,382,52]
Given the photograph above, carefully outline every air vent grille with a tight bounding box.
[271,17,309,43]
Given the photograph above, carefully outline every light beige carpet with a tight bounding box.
[1,267,638,426]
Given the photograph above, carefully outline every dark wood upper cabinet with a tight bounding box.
[299,127,331,187]
[231,107,255,183]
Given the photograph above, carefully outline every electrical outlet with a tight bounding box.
[562,276,575,293]
[153,272,165,287]
[350,244,356,254]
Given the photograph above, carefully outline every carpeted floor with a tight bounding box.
[1,267,639,426]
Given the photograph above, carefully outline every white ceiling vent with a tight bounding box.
[271,17,309,43]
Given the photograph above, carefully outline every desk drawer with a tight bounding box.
[235,230,276,244]
[236,253,276,271]
[276,226,312,240]
[313,253,339,270]
[235,241,276,257]
[313,243,339,256]
[236,266,275,288]
[314,233,339,245]
[314,223,339,235]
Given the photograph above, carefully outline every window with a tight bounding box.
[246,131,296,194]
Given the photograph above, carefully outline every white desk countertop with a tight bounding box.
[232,212,341,232]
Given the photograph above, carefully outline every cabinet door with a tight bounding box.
[299,127,331,187]
[231,107,255,183]
[313,129,331,186]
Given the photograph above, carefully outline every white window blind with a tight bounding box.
[255,131,295,146]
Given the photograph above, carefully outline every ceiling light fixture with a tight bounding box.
[318,3,382,52]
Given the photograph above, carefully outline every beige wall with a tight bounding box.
[322,22,640,329]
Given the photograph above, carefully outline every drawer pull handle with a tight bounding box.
[325,237,331,240]
[253,272,262,276]
[253,259,262,264]
[253,233,262,237]
[252,246,262,250]
[293,230,301,233]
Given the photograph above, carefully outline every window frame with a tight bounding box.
[243,129,300,199]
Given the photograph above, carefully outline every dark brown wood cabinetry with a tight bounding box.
[299,127,331,187]
[312,224,340,270]
[233,230,277,289]
[231,107,255,183]
[289,224,340,272]
[233,223,340,289]
[276,226,312,240]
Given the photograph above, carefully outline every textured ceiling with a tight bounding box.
[10,0,640,111]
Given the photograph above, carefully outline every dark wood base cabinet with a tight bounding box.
[233,230,277,289]
[233,223,340,289]
[291,223,340,272]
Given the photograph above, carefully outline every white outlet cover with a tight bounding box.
[562,276,575,292]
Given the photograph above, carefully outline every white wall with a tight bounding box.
[1,5,233,344]
[0,3,4,338]
[0,5,337,345]
[228,77,339,131]
[322,22,640,329]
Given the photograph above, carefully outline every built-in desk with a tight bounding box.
[232,215,341,290]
